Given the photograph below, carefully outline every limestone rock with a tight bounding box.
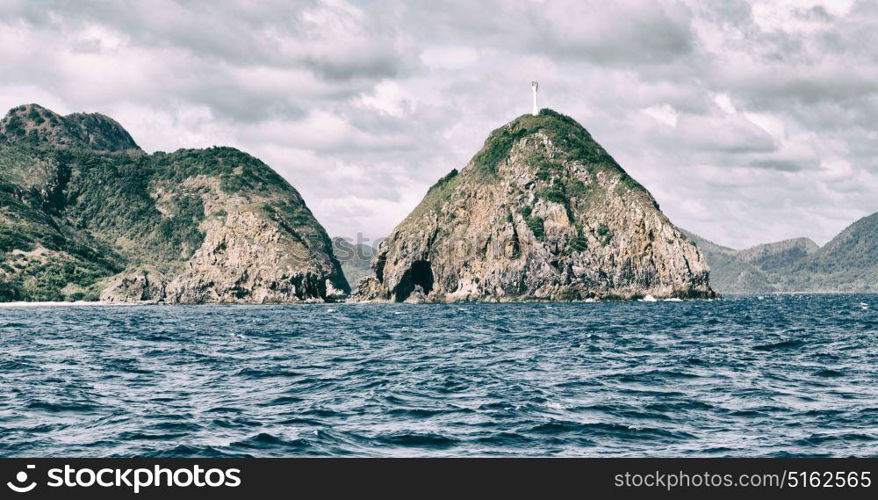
[356,109,716,302]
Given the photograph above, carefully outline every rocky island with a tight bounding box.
[356,109,716,302]
[0,104,348,303]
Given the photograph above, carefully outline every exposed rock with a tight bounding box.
[0,103,348,303]
[100,269,168,303]
[356,109,715,302]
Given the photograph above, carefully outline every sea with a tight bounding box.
[1,294,876,457]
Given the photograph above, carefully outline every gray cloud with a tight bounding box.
[0,0,877,248]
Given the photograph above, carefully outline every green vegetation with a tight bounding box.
[156,195,205,259]
[471,109,645,202]
[0,105,140,151]
[520,206,546,242]
[618,171,644,193]
[465,109,639,254]
[569,178,590,197]
[525,214,545,241]
[535,175,590,225]
[538,184,567,206]
[0,228,33,253]
[597,224,613,246]
[0,114,327,301]
[4,114,24,136]
[568,222,588,251]
[399,108,651,244]
[470,109,597,177]
[151,147,292,196]
[526,152,582,216]
[1,254,108,301]
[427,169,458,193]
[471,127,529,177]
[406,167,466,221]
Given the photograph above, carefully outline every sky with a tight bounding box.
[1,0,877,249]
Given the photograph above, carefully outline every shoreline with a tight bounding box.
[0,301,141,307]
[0,292,874,307]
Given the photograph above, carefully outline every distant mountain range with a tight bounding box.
[684,212,878,294]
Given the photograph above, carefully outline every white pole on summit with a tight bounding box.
[531,81,539,116]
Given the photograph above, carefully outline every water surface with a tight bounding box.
[1,295,876,457]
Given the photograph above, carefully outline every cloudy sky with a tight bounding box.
[1,0,876,248]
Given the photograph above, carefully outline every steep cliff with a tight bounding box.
[0,104,348,303]
[356,109,715,302]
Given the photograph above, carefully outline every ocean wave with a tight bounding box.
[1,293,877,457]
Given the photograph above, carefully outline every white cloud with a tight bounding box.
[751,0,854,33]
[643,104,679,128]
[1,0,877,248]
[743,112,785,142]
[354,81,416,118]
[714,93,737,115]
[420,46,480,70]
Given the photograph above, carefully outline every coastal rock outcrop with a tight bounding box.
[356,109,715,302]
[0,104,348,303]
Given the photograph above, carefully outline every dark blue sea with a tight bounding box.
[1,294,876,457]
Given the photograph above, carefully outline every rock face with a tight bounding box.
[357,109,715,302]
[687,212,878,294]
[0,104,348,303]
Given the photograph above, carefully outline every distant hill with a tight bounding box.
[686,214,878,294]
[681,231,773,294]
[332,237,376,290]
[784,213,878,291]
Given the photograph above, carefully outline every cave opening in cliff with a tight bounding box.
[392,260,434,301]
